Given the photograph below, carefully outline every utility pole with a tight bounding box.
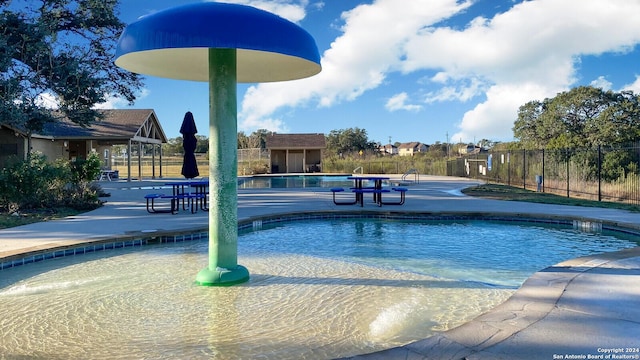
[446,132,450,158]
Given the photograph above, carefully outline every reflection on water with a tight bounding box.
[0,219,636,359]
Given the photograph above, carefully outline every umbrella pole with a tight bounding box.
[195,48,249,286]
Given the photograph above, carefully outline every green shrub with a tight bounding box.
[0,153,103,213]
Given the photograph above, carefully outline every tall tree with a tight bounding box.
[250,129,272,149]
[325,127,375,156]
[513,86,640,148]
[0,0,142,142]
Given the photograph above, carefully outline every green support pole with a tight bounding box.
[195,48,250,286]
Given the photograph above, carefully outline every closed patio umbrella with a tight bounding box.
[180,111,199,179]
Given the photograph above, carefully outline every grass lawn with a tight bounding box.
[462,183,640,212]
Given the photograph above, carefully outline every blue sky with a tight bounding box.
[110,0,640,146]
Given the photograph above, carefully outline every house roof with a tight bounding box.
[378,144,397,149]
[265,133,326,149]
[34,109,167,144]
[398,142,424,149]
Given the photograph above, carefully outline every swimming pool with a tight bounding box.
[238,174,368,189]
[1,216,638,359]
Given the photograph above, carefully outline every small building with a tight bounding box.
[378,143,398,156]
[265,133,325,173]
[458,144,482,155]
[0,109,167,181]
[398,142,428,156]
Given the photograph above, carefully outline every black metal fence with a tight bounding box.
[449,144,640,205]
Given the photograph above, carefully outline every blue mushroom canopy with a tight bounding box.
[115,2,321,82]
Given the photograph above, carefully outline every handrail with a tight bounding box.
[353,166,363,174]
[401,168,419,183]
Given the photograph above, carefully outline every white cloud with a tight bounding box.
[590,76,613,90]
[212,0,308,22]
[403,0,640,142]
[239,114,289,133]
[424,77,485,103]
[92,89,150,109]
[622,75,640,93]
[452,82,551,143]
[385,92,422,112]
[239,0,471,132]
[238,0,640,141]
[35,92,59,109]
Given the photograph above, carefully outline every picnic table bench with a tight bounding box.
[330,186,408,207]
[145,193,206,214]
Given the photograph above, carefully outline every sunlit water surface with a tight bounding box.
[1,219,637,359]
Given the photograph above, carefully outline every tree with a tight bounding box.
[325,127,376,156]
[0,0,143,148]
[238,129,271,149]
[513,86,640,149]
[195,135,208,153]
[163,137,183,156]
[251,129,272,149]
[237,131,250,149]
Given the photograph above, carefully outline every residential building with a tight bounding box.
[397,142,428,156]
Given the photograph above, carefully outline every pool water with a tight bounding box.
[238,175,368,189]
[0,219,637,359]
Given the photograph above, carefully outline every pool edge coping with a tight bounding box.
[2,210,639,269]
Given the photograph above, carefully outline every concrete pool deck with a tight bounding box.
[1,175,639,360]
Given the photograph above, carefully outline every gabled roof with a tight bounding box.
[265,133,326,149]
[35,109,167,144]
[398,142,424,149]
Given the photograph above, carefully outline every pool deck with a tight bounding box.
[1,175,639,360]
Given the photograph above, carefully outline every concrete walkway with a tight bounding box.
[1,175,639,360]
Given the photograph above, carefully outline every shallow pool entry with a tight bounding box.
[0,218,637,359]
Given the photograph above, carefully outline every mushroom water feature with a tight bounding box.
[114,2,321,286]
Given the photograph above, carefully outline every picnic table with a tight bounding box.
[348,176,389,205]
[331,176,407,207]
[144,180,209,214]
[166,180,209,212]
[98,170,118,181]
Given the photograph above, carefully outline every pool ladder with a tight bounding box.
[401,169,420,184]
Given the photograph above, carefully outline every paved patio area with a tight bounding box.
[1,175,639,360]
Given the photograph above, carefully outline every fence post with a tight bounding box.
[523,149,526,189]
[598,145,602,202]
[507,151,511,186]
[566,148,570,198]
[541,149,545,193]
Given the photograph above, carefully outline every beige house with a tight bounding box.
[0,109,168,181]
[265,133,326,173]
[398,142,428,156]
